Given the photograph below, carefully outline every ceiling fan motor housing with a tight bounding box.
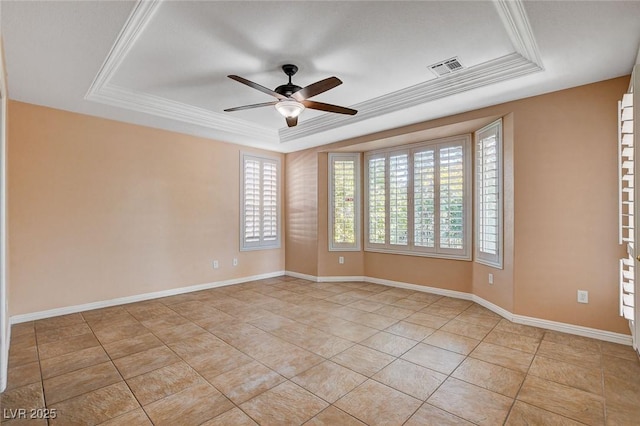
[276,64,301,97]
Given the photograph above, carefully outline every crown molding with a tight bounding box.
[493,0,544,68]
[279,52,541,142]
[85,0,544,148]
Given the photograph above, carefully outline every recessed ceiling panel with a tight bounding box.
[110,1,514,129]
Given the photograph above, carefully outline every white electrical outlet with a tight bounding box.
[233,258,238,266]
[577,290,589,304]
[488,273,494,285]
[339,256,344,264]
[212,260,219,269]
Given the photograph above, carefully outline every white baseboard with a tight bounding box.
[285,272,633,346]
[8,270,633,347]
[9,271,285,324]
[318,275,366,283]
[284,271,319,282]
[0,323,9,393]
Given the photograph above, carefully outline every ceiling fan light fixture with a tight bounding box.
[275,99,305,118]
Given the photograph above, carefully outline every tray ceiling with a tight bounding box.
[2,1,640,152]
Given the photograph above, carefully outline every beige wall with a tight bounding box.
[8,101,285,316]
[286,76,630,334]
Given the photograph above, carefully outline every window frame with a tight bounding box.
[328,153,362,251]
[240,152,281,251]
[474,119,503,269]
[364,135,472,260]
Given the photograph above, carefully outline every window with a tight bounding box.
[475,119,503,268]
[329,153,361,251]
[240,153,281,250]
[364,136,471,259]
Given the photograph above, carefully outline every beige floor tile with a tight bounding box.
[385,321,435,341]
[48,382,139,425]
[421,304,466,319]
[10,322,35,337]
[373,358,446,400]
[8,333,36,351]
[240,381,329,426]
[401,343,465,375]
[405,403,473,426]
[469,342,534,373]
[536,340,602,369]
[35,323,93,345]
[81,306,132,326]
[306,316,379,342]
[152,322,206,344]
[201,407,258,426]
[600,341,639,362]
[126,361,207,405]
[188,344,255,381]
[166,332,227,360]
[483,329,540,354]
[292,360,367,403]
[102,332,163,359]
[360,331,418,357]
[603,371,640,411]
[40,346,110,379]
[392,298,430,311]
[209,360,286,404]
[440,318,493,340]
[406,292,442,304]
[543,331,601,352]
[5,362,42,391]
[423,330,480,355]
[37,333,100,360]
[365,292,404,305]
[8,345,38,369]
[348,300,386,313]
[455,310,501,328]
[304,406,366,425]
[505,401,584,426]
[92,321,150,345]
[335,379,422,426]
[269,323,354,358]
[349,311,399,330]
[113,345,180,379]
[373,305,414,320]
[428,378,513,425]
[331,344,396,377]
[0,382,45,412]
[144,382,233,426]
[35,314,86,332]
[602,353,640,383]
[100,408,153,425]
[517,376,604,425]
[252,340,325,379]
[528,355,603,395]
[405,311,449,329]
[43,361,122,405]
[451,357,525,397]
[493,319,545,339]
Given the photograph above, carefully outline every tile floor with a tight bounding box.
[1,276,639,425]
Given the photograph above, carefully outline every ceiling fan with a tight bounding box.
[224,64,357,127]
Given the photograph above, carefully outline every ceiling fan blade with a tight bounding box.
[286,116,298,127]
[224,101,277,112]
[302,100,357,115]
[228,75,286,100]
[291,77,342,101]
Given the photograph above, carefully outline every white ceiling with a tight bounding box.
[2,1,640,153]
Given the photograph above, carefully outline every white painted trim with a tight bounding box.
[280,53,541,143]
[512,314,632,346]
[285,271,319,282]
[0,26,9,393]
[367,277,473,301]
[9,271,284,324]
[318,276,366,283]
[284,272,633,346]
[493,0,544,68]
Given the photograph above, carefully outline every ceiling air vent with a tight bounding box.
[429,57,464,77]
